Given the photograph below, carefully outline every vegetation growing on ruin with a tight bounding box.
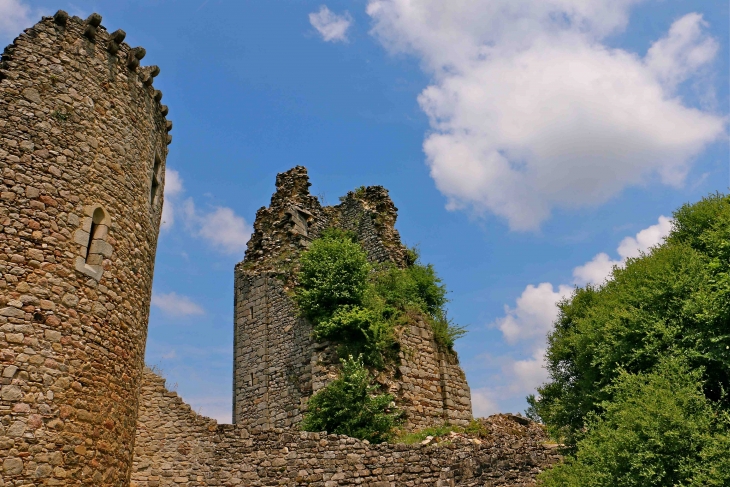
[395,420,490,445]
[301,355,404,443]
[532,193,730,486]
[294,227,465,368]
[296,228,466,441]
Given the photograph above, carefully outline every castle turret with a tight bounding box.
[0,12,170,484]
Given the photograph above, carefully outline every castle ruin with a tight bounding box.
[233,166,472,431]
[0,11,560,486]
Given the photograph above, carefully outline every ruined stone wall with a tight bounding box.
[233,272,315,428]
[396,319,472,430]
[0,12,170,486]
[233,167,472,431]
[133,369,560,487]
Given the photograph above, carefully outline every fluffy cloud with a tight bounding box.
[309,5,352,43]
[645,13,719,90]
[152,292,205,317]
[160,169,252,255]
[182,200,252,255]
[367,1,725,230]
[470,389,500,417]
[479,215,674,412]
[0,0,41,42]
[497,283,572,345]
[573,215,673,285]
[161,169,183,230]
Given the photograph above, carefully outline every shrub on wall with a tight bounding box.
[301,355,404,443]
[295,228,371,323]
[295,228,466,367]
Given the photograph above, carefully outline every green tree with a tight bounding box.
[538,358,730,487]
[301,355,404,443]
[530,194,730,447]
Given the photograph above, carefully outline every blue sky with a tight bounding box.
[3,0,727,422]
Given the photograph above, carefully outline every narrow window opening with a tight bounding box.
[86,221,97,260]
[85,207,105,263]
[250,373,254,385]
[150,154,161,206]
[248,307,253,320]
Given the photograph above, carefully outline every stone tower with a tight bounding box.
[0,11,170,485]
[233,167,472,431]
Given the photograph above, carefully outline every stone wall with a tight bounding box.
[233,272,314,428]
[396,319,472,429]
[133,369,560,487]
[0,11,170,486]
[233,167,472,431]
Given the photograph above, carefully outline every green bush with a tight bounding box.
[370,260,447,317]
[530,194,730,447]
[296,230,466,366]
[295,228,371,322]
[314,305,398,368]
[538,358,730,487]
[301,355,404,443]
[313,305,377,343]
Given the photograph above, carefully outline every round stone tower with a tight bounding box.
[0,11,171,485]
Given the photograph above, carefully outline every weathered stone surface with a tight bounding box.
[0,11,169,486]
[233,167,472,431]
[2,10,561,487]
[132,369,561,487]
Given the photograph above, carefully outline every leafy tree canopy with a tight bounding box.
[539,358,730,486]
[531,193,730,485]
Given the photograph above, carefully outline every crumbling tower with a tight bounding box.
[0,12,170,485]
[233,167,472,431]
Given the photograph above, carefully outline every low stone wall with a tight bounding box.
[132,369,560,486]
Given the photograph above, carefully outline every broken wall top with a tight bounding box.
[239,166,407,274]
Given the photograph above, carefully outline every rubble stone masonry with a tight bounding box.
[2,10,558,487]
[0,12,171,486]
[133,369,561,487]
[233,168,472,431]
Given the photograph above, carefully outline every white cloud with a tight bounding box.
[480,215,674,412]
[572,252,619,287]
[616,215,673,259]
[161,169,183,230]
[159,169,252,255]
[646,13,719,90]
[182,199,252,255]
[152,292,205,317]
[0,0,40,42]
[511,349,549,393]
[471,388,500,417]
[309,5,352,43]
[497,283,572,345]
[573,215,673,285]
[501,216,673,343]
[164,169,184,197]
[367,2,726,230]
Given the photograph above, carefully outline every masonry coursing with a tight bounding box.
[1,11,559,486]
[133,369,560,487]
[0,11,170,486]
[233,167,472,431]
